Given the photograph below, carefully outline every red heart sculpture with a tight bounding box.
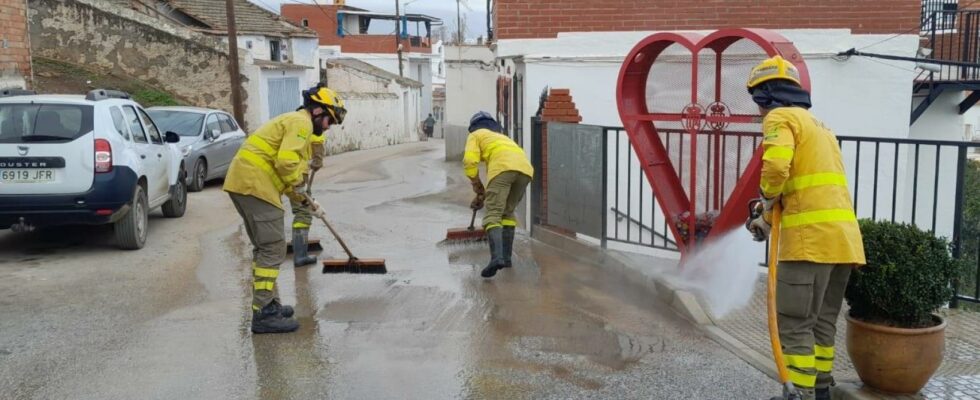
[616,28,811,255]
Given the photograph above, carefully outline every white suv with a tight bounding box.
[0,89,187,249]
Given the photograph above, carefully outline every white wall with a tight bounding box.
[496,30,917,144]
[291,37,322,84]
[353,53,433,120]
[490,29,967,250]
[324,62,421,154]
[444,45,497,160]
[410,58,433,120]
[431,40,446,85]
[236,35,269,61]
[328,91,420,154]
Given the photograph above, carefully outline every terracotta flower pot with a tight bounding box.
[846,314,946,394]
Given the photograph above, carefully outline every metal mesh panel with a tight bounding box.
[642,39,769,228]
[645,43,695,114]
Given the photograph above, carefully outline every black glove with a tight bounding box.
[471,178,485,196]
[471,195,485,210]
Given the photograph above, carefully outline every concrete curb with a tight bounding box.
[530,225,873,400]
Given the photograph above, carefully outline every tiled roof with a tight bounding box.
[165,0,317,37]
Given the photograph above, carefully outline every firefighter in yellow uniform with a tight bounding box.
[744,56,866,400]
[224,84,346,334]
[289,132,326,267]
[464,111,534,278]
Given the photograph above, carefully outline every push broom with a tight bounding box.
[444,201,487,243]
[304,193,387,274]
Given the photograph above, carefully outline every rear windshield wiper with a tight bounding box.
[19,135,71,142]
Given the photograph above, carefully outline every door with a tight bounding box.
[136,107,170,204]
[216,113,244,174]
[267,77,301,119]
[122,106,165,203]
[202,113,227,176]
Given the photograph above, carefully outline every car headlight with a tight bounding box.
[181,145,192,157]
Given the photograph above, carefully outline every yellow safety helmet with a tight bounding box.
[303,84,347,125]
[746,55,802,93]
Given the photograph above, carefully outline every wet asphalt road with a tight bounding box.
[0,141,773,399]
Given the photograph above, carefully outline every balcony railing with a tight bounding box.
[922,0,959,31]
[921,10,980,82]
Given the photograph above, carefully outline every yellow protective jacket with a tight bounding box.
[223,110,314,209]
[463,129,534,183]
[761,107,866,265]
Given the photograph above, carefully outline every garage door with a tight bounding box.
[268,77,301,119]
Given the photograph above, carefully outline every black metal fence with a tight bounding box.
[921,0,959,31]
[576,125,980,306]
[921,8,980,82]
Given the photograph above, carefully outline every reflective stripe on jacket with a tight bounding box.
[463,129,534,183]
[761,107,866,265]
[223,110,314,209]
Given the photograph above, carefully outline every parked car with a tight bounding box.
[0,89,187,250]
[147,107,246,192]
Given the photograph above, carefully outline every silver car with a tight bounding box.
[146,107,246,192]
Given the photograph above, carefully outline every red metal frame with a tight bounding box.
[615,28,811,256]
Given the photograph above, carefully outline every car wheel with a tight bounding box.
[188,158,206,192]
[162,169,187,218]
[115,185,148,250]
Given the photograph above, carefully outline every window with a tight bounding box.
[109,106,131,141]
[122,106,147,144]
[270,40,282,62]
[146,110,204,137]
[205,114,221,137]
[137,108,163,144]
[302,19,309,27]
[218,114,237,133]
[0,103,93,144]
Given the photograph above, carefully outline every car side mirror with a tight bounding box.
[211,129,221,140]
[165,131,180,143]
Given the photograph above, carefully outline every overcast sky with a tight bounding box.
[249,0,490,40]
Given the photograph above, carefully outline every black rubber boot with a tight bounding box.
[481,227,505,278]
[251,302,299,334]
[501,226,515,268]
[769,386,811,400]
[292,228,318,267]
[269,298,294,318]
[815,388,830,400]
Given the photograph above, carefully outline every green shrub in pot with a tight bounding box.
[845,219,963,328]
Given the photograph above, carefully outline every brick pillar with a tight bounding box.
[0,0,33,89]
[536,88,582,231]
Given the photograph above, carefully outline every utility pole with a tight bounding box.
[396,0,404,77]
[456,0,462,44]
[224,0,245,127]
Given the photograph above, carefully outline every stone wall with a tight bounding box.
[0,0,32,88]
[27,0,250,118]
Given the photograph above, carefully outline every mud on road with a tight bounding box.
[0,141,771,399]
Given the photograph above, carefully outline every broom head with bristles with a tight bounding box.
[445,227,486,242]
[322,258,387,274]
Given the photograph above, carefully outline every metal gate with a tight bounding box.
[545,122,605,238]
[268,77,301,119]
